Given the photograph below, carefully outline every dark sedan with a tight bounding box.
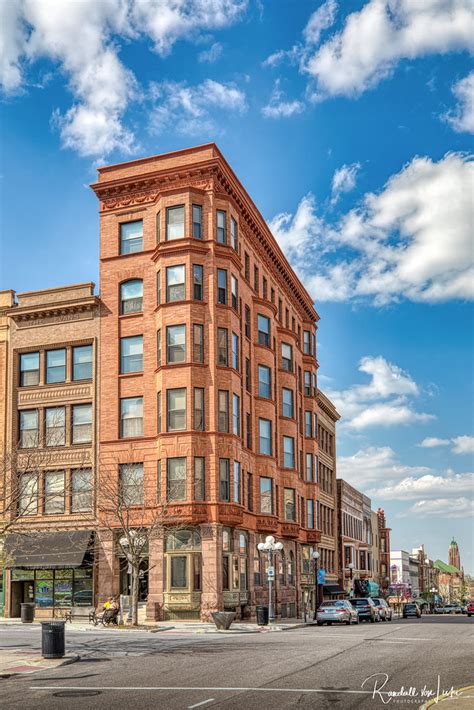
[403,603,421,618]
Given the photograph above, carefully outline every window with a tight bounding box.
[194,457,205,500]
[73,345,93,380]
[254,266,259,293]
[283,436,295,469]
[166,205,185,240]
[304,371,311,396]
[192,264,203,300]
[219,459,230,501]
[230,216,238,250]
[258,365,271,398]
[46,349,66,384]
[71,468,92,512]
[231,332,239,370]
[167,388,186,431]
[156,211,161,243]
[247,472,253,511]
[120,220,143,254]
[157,391,162,433]
[303,330,311,355]
[271,288,275,304]
[193,388,205,431]
[232,394,240,436]
[288,550,295,585]
[120,335,143,373]
[245,357,251,392]
[166,265,185,302]
[45,407,65,446]
[217,269,227,304]
[157,330,162,367]
[193,324,204,363]
[231,275,238,310]
[167,457,186,501]
[284,488,296,521]
[156,271,161,305]
[192,204,202,239]
[218,390,229,432]
[262,276,267,300]
[282,388,294,418]
[120,279,143,315]
[120,463,144,505]
[257,314,270,347]
[278,298,283,322]
[166,325,186,364]
[305,453,313,482]
[244,252,250,281]
[217,328,228,365]
[260,477,273,514]
[45,471,65,514]
[244,305,250,338]
[281,343,293,372]
[216,210,226,244]
[170,556,187,588]
[259,418,272,455]
[19,410,38,448]
[19,473,38,516]
[120,397,143,438]
[232,461,241,504]
[20,352,39,386]
[305,411,312,438]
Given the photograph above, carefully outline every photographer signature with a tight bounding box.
[361,673,461,704]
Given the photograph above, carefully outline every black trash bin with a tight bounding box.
[20,602,35,623]
[256,605,269,626]
[41,621,65,659]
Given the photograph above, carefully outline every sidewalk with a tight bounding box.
[0,649,77,679]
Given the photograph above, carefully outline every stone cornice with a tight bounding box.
[6,297,100,325]
[91,151,318,322]
[317,389,341,422]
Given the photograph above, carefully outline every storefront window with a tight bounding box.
[166,529,201,550]
[302,546,312,574]
[13,567,93,608]
[222,556,230,591]
[232,556,239,589]
[193,555,202,591]
[54,570,73,607]
[35,578,54,607]
[170,556,187,588]
[239,557,247,591]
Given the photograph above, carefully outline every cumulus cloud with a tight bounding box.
[419,437,451,448]
[331,162,361,203]
[149,79,246,135]
[261,80,305,119]
[305,0,474,99]
[337,446,430,487]
[270,153,474,305]
[407,497,474,518]
[367,472,474,499]
[324,355,434,430]
[445,72,474,134]
[198,42,223,63]
[0,0,248,157]
[452,435,474,455]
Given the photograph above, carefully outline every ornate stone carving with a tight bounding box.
[19,385,92,404]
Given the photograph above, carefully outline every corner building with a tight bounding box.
[92,144,327,621]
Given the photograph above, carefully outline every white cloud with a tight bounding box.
[331,162,361,203]
[445,72,474,134]
[419,437,450,448]
[324,355,434,430]
[303,0,338,46]
[149,79,246,135]
[367,472,474,499]
[452,435,474,455]
[198,42,223,63]
[337,446,430,487]
[305,0,474,99]
[261,80,305,119]
[0,0,248,157]
[407,497,474,518]
[270,153,474,305]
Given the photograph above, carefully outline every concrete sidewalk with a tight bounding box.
[0,649,77,678]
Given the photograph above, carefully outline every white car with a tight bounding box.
[316,600,359,626]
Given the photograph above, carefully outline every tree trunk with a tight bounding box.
[131,564,140,626]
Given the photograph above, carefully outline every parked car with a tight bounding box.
[350,597,379,622]
[444,604,463,614]
[316,600,359,626]
[372,598,393,621]
[433,606,445,614]
[466,601,474,617]
[403,603,421,619]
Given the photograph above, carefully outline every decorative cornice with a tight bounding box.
[317,389,341,422]
[7,299,99,327]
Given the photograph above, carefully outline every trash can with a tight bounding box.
[256,605,269,626]
[41,621,65,659]
[20,602,35,623]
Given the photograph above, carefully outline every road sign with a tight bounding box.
[267,566,275,579]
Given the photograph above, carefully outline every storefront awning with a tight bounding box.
[323,584,346,595]
[5,530,93,569]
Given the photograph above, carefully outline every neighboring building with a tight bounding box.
[377,508,391,594]
[91,143,326,621]
[389,550,412,601]
[448,538,461,571]
[0,284,100,618]
[409,555,420,598]
[371,510,380,586]
[434,539,465,604]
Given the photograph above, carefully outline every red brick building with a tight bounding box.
[91,144,336,620]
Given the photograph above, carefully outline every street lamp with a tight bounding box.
[257,536,283,622]
[312,550,320,619]
[348,562,355,597]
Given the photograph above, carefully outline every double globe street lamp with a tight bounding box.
[257,536,284,621]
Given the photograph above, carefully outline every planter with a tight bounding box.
[211,611,236,630]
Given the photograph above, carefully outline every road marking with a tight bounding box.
[188,699,215,708]
[30,686,383,696]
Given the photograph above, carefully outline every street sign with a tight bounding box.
[267,566,275,579]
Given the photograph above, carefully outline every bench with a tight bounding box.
[61,606,96,624]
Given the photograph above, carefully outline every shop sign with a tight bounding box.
[317,568,326,585]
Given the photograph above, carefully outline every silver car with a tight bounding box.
[316,600,359,626]
[371,598,393,621]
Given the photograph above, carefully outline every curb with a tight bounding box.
[0,654,79,680]
[420,685,474,709]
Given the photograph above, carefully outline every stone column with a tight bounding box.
[200,523,222,621]
[96,529,118,608]
[146,533,165,620]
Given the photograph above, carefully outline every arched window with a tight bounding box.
[279,549,286,585]
[120,279,143,314]
[288,550,295,585]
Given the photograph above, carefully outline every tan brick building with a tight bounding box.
[0,284,99,617]
[91,143,339,620]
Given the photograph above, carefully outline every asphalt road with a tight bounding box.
[1,616,473,709]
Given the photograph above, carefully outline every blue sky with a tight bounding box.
[1,1,473,572]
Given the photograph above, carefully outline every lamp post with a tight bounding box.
[348,562,354,597]
[257,536,283,622]
[312,550,320,619]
